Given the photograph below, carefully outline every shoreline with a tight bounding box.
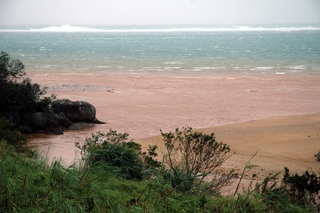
[139,113,320,178]
[26,71,320,175]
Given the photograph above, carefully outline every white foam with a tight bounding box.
[193,67,225,71]
[164,61,184,65]
[164,67,181,70]
[1,25,320,33]
[287,65,306,70]
[96,66,111,69]
[0,25,103,32]
[32,25,103,32]
[141,67,163,71]
[255,67,274,70]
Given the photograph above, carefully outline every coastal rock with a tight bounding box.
[52,99,97,123]
[55,112,73,128]
[31,112,59,129]
[28,99,105,134]
[68,122,95,130]
[30,112,64,134]
[314,151,320,161]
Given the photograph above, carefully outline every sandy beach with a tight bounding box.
[27,71,320,178]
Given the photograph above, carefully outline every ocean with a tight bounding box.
[0,25,320,75]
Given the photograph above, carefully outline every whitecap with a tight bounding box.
[1,25,320,33]
[255,67,274,70]
[164,67,181,70]
[30,25,103,32]
[141,67,162,71]
[287,65,306,70]
[164,61,184,65]
[193,67,225,72]
[96,66,111,69]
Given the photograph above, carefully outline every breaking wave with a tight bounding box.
[31,25,103,32]
[1,25,320,33]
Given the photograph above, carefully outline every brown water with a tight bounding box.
[27,72,320,166]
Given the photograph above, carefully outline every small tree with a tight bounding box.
[161,127,235,193]
[0,51,25,83]
[0,51,54,130]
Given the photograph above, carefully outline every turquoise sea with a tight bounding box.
[0,25,320,75]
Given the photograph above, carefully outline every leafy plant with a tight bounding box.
[0,130,317,212]
[0,51,25,83]
[283,167,320,208]
[161,127,235,194]
[75,130,160,179]
[0,51,55,130]
[0,117,26,149]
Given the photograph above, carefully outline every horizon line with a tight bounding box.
[1,24,320,33]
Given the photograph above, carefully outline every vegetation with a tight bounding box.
[75,130,160,180]
[0,117,26,149]
[161,127,236,194]
[283,167,320,208]
[0,51,319,212]
[0,125,318,212]
[0,51,54,133]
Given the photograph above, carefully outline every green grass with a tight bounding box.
[0,140,317,212]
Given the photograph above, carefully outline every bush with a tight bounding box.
[0,51,25,82]
[0,51,54,130]
[0,117,26,149]
[0,127,318,212]
[76,130,160,180]
[161,127,236,194]
[283,167,320,208]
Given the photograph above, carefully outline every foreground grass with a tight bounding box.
[0,142,317,212]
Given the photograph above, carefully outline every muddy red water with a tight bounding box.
[26,72,320,166]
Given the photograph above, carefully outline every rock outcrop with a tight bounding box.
[52,99,96,123]
[29,99,105,134]
[315,151,320,161]
[30,112,63,134]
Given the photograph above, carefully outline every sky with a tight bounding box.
[0,0,320,26]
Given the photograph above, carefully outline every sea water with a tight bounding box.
[0,25,320,75]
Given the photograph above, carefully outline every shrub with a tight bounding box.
[0,51,25,83]
[0,51,54,131]
[161,127,236,194]
[0,117,26,149]
[76,130,160,180]
[283,167,320,208]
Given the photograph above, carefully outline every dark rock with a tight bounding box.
[55,113,73,128]
[34,127,64,135]
[314,151,320,161]
[23,99,104,135]
[52,99,97,123]
[30,112,60,129]
[68,122,95,130]
[30,112,64,134]
[92,117,106,124]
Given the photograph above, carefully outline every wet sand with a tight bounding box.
[141,113,320,178]
[27,71,320,176]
